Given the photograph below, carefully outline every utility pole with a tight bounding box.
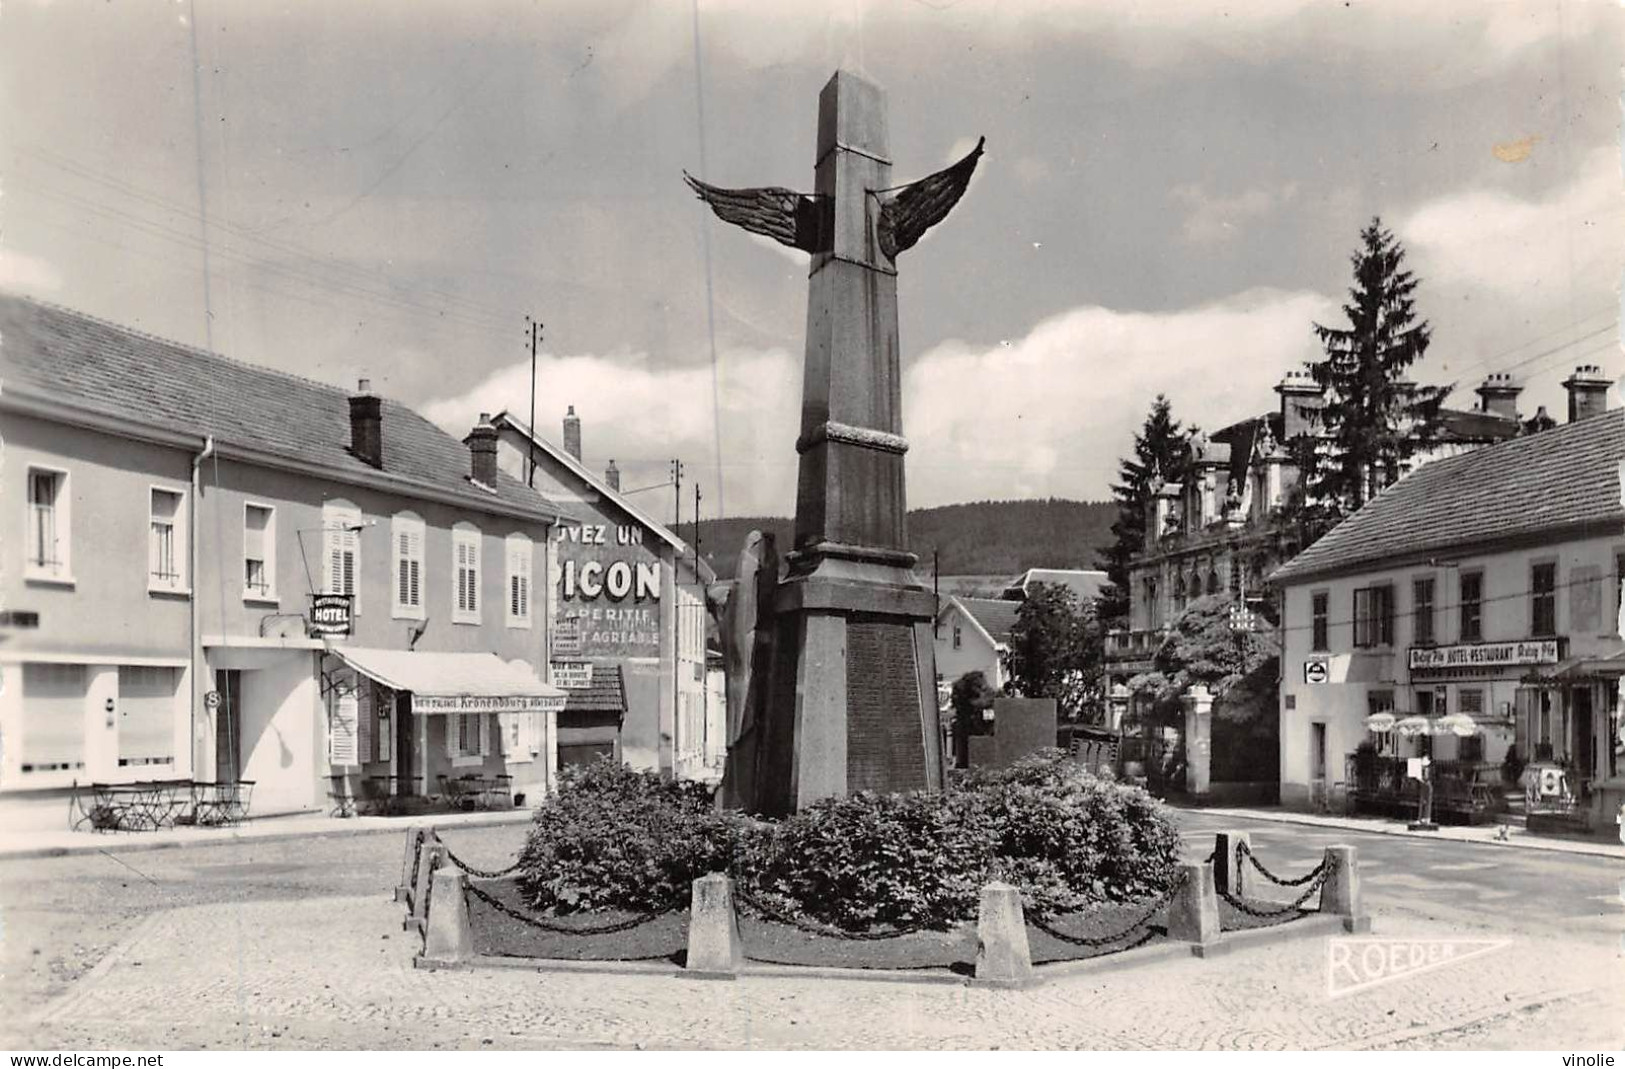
[671,459,684,530]
[695,482,706,771]
[525,316,543,488]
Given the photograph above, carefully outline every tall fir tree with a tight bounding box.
[1098,395,1192,622]
[1309,218,1450,517]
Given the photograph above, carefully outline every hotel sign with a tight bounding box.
[1409,640,1560,671]
[309,594,353,637]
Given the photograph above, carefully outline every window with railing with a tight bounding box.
[1353,584,1394,648]
[149,488,185,591]
[244,503,275,600]
[1530,562,1556,637]
[1459,571,1483,642]
[27,468,69,579]
[1412,576,1435,646]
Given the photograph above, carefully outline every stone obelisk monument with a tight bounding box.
[688,70,983,815]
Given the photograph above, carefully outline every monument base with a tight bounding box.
[748,552,943,816]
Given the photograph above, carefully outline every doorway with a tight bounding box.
[394,690,416,795]
[214,669,242,783]
[1573,687,1594,782]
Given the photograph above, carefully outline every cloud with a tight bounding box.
[1396,147,1625,412]
[424,288,1341,515]
[421,346,802,518]
[0,250,64,294]
[1399,147,1624,306]
[902,288,1338,506]
[1171,183,1298,244]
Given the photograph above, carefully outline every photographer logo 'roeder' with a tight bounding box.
[1327,937,1513,998]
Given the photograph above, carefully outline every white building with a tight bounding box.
[1272,378,1622,834]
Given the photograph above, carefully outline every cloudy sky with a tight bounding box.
[3,0,1621,521]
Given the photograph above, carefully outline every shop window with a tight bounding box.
[19,662,87,774]
[1459,735,1485,762]
[243,503,276,601]
[1459,571,1483,642]
[1458,689,1484,717]
[392,512,426,620]
[1311,592,1329,651]
[117,666,179,770]
[1353,584,1394,648]
[1368,690,1396,755]
[452,524,481,624]
[1530,562,1557,637]
[148,488,187,592]
[1412,577,1435,646]
[449,712,486,763]
[26,467,71,581]
[322,500,363,616]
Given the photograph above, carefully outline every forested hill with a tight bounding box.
[691,499,1117,580]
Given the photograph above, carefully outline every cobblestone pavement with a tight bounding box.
[4,817,1622,1050]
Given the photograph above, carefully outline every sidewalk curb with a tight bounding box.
[1181,806,1625,860]
[0,808,534,862]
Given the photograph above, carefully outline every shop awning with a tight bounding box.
[329,646,565,715]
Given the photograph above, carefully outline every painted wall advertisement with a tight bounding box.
[551,520,663,658]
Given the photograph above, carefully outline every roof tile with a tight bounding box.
[1271,411,1624,584]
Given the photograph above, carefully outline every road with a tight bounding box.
[1,812,1620,1050]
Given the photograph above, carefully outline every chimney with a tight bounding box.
[465,413,500,487]
[1563,364,1613,423]
[1474,372,1522,421]
[1275,366,1325,440]
[604,458,621,491]
[349,378,383,469]
[563,405,582,461]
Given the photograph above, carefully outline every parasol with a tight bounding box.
[1436,713,1479,737]
[1364,712,1396,733]
[1394,715,1434,737]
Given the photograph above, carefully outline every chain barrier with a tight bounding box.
[464,879,685,936]
[1237,840,1328,887]
[732,886,934,941]
[1026,871,1188,948]
[1218,856,1336,919]
[441,843,523,881]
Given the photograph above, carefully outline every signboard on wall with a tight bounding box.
[552,662,595,690]
[309,594,353,637]
[1303,657,1330,684]
[412,693,566,715]
[1409,639,1559,671]
[552,520,663,657]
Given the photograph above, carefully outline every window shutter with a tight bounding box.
[330,691,359,766]
[409,530,422,606]
[357,682,375,764]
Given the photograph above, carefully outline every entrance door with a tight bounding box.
[394,691,415,795]
[214,669,242,783]
[1310,721,1327,781]
[1573,687,1594,783]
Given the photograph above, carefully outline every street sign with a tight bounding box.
[204,690,222,710]
[1304,657,1330,684]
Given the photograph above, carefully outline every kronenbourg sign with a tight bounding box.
[1408,639,1559,671]
[413,693,566,715]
